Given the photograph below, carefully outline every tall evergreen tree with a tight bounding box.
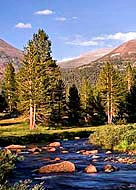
[88,88,106,125]
[80,78,92,111]
[68,84,81,125]
[125,62,134,92]
[49,79,67,126]
[126,82,136,123]
[2,62,16,112]
[96,62,125,124]
[16,29,61,130]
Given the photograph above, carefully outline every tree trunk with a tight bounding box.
[109,76,113,124]
[128,73,131,92]
[107,73,111,124]
[107,93,111,124]
[33,104,36,129]
[107,71,113,124]
[30,99,34,130]
[8,94,12,113]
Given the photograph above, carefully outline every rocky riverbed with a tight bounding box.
[7,138,136,190]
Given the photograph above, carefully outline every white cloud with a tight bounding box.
[15,23,32,29]
[93,32,136,42]
[65,34,98,46]
[65,32,136,47]
[66,40,98,46]
[72,16,78,19]
[35,9,54,15]
[55,17,66,21]
[106,32,136,42]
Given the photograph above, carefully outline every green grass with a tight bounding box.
[0,117,100,145]
[0,117,98,137]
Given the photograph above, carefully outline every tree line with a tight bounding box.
[1,29,136,129]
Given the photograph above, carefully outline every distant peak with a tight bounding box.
[0,38,23,58]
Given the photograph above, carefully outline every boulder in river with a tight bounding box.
[106,151,112,154]
[82,150,98,155]
[38,161,75,174]
[5,144,26,150]
[85,164,97,173]
[54,157,61,161]
[61,150,69,154]
[48,142,61,147]
[92,155,100,159]
[28,146,41,153]
[47,147,56,153]
[75,137,80,140]
[128,150,136,155]
[104,164,119,173]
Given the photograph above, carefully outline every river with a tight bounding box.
[10,138,136,190]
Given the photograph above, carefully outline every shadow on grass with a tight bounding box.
[0,130,94,146]
[0,122,23,127]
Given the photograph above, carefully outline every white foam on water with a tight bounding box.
[34,176,57,180]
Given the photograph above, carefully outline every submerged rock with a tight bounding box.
[85,164,97,173]
[38,161,75,174]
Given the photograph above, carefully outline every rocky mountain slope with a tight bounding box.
[61,39,136,87]
[0,39,23,80]
[58,48,113,68]
[1,38,136,89]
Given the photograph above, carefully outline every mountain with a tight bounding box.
[0,39,23,80]
[61,39,136,88]
[1,38,136,89]
[97,39,136,62]
[58,48,113,68]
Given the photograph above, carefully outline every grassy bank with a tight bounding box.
[89,124,136,151]
[0,117,98,145]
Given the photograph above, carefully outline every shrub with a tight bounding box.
[0,180,45,190]
[89,124,136,151]
[0,150,23,183]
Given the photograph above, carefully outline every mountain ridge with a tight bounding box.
[0,39,23,80]
[58,48,113,68]
[1,38,136,88]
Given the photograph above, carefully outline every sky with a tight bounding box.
[1,0,136,61]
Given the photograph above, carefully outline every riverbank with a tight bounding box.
[89,124,136,152]
[0,117,98,145]
[0,117,136,152]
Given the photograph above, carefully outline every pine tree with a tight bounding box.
[126,82,136,123]
[89,88,106,125]
[80,78,92,111]
[96,62,125,124]
[2,62,16,112]
[49,79,67,127]
[68,84,81,125]
[16,29,61,130]
[125,62,134,92]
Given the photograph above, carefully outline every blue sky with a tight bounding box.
[1,0,136,61]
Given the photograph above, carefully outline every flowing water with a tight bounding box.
[10,139,136,190]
